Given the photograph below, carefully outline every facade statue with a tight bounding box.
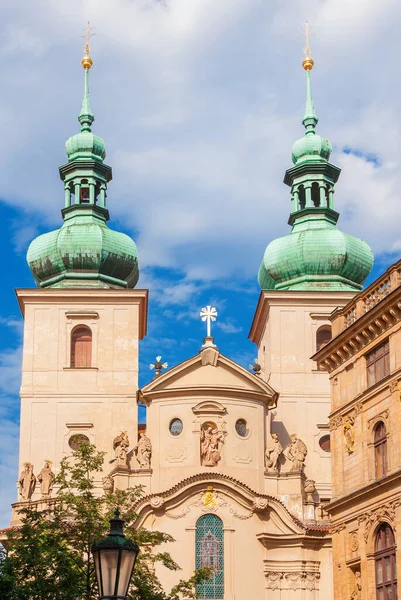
[19,462,36,501]
[134,432,152,468]
[286,434,308,472]
[350,571,362,600]
[200,425,225,467]
[37,460,55,497]
[113,431,129,467]
[265,433,283,472]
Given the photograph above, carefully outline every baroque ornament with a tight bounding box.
[358,501,401,542]
[343,422,355,453]
[349,531,359,552]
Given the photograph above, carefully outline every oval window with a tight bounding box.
[169,418,183,436]
[235,419,249,437]
[69,433,90,450]
[319,434,331,453]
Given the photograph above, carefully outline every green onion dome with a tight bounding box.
[66,130,106,162]
[258,212,373,291]
[27,206,139,289]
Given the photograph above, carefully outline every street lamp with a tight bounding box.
[92,509,140,600]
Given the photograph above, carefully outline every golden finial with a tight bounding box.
[81,21,94,70]
[302,20,314,71]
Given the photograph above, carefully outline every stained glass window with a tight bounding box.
[235,419,248,437]
[196,514,224,599]
[169,419,183,436]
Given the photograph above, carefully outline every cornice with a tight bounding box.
[313,287,401,373]
[327,469,401,515]
[16,288,148,339]
[249,290,355,345]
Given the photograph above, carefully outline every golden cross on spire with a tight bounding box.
[302,20,314,71]
[81,21,94,70]
[83,21,94,55]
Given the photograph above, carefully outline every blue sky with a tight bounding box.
[1,0,401,526]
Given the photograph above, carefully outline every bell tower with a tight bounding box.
[250,27,373,504]
[13,34,147,517]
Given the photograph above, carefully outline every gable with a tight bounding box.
[139,347,278,406]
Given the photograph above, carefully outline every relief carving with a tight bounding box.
[19,462,36,501]
[331,523,346,535]
[150,496,165,510]
[232,443,252,464]
[265,434,283,472]
[134,433,152,468]
[286,434,307,472]
[165,444,187,463]
[265,571,281,590]
[37,460,55,498]
[350,571,362,600]
[349,531,359,552]
[358,501,401,542]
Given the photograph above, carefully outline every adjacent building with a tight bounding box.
[314,261,401,600]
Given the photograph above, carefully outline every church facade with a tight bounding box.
[9,40,375,600]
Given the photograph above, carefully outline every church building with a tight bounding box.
[10,36,374,600]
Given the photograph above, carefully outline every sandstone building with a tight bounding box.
[314,261,401,600]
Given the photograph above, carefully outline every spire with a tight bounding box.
[26,24,140,290]
[78,22,94,132]
[302,21,318,134]
[256,21,374,292]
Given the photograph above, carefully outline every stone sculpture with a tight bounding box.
[134,432,152,468]
[304,479,316,503]
[113,431,130,467]
[37,460,55,497]
[200,425,225,467]
[287,434,308,472]
[350,571,362,600]
[265,433,283,472]
[102,474,114,493]
[19,462,36,501]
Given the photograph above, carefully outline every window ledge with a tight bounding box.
[63,367,98,371]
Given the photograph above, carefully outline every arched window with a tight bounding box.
[311,182,320,207]
[196,514,224,599]
[298,185,306,210]
[316,325,332,352]
[375,523,397,598]
[71,326,92,368]
[374,421,388,479]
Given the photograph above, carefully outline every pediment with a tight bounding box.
[139,348,278,407]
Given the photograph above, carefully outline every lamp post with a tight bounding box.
[92,509,140,600]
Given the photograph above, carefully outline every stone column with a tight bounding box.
[319,183,327,207]
[305,183,312,208]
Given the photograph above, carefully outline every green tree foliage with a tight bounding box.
[0,443,211,600]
